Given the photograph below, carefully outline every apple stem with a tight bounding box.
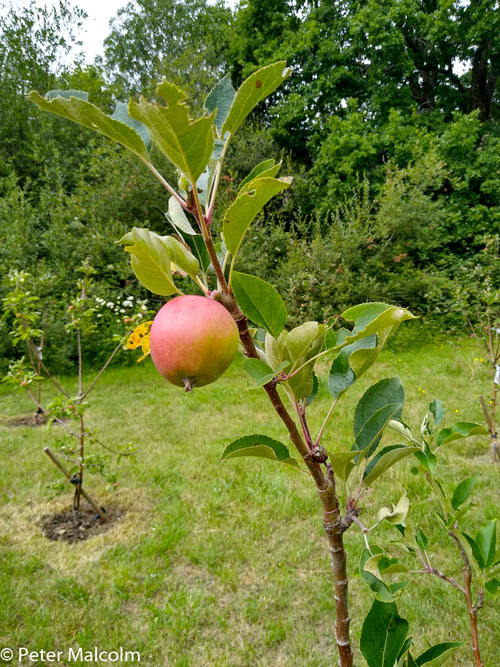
[183,377,194,392]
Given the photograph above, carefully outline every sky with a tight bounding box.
[6,0,237,64]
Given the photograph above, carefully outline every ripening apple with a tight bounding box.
[149,295,239,391]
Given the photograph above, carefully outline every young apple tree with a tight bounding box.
[30,63,492,665]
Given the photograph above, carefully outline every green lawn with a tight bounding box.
[0,339,498,666]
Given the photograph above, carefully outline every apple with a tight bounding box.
[149,295,239,391]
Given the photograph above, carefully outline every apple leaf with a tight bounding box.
[485,577,500,596]
[377,493,409,526]
[221,434,300,469]
[161,236,199,279]
[462,532,485,569]
[353,377,405,453]
[360,599,409,667]
[223,176,290,257]
[328,334,378,399]
[166,197,196,235]
[243,358,288,387]
[239,159,281,191]
[28,90,150,161]
[436,422,488,447]
[117,228,179,296]
[415,642,463,666]
[327,451,359,481]
[476,520,497,568]
[185,234,211,273]
[364,444,417,486]
[359,547,395,602]
[129,81,215,183]
[110,100,152,151]
[428,398,445,430]
[204,73,236,136]
[222,61,291,139]
[414,443,437,476]
[305,372,319,407]
[342,302,416,346]
[451,478,478,511]
[285,322,327,399]
[232,271,287,337]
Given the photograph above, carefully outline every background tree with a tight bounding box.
[101,0,233,105]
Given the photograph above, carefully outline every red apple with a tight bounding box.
[149,295,239,391]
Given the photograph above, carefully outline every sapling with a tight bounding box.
[457,234,500,462]
[29,63,485,664]
[2,265,139,521]
[350,397,496,666]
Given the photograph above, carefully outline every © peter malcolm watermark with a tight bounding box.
[1,647,140,663]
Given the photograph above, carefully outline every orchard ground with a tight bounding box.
[0,338,498,666]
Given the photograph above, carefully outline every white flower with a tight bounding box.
[106,302,114,308]
[122,300,133,307]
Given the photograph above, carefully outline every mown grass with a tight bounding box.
[0,338,498,666]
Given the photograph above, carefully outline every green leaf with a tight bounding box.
[342,302,416,346]
[287,321,324,362]
[364,445,417,487]
[166,197,196,235]
[485,577,500,596]
[476,520,497,568]
[239,159,281,191]
[428,398,445,430]
[110,100,152,151]
[223,177,290,257]
[221,434,300,469]
[359,548,395,602]
[415,529,428,551]
[360,599,409,667]
[328,335,377,399]
[243,358,288,387]
[232,272,287,337]
[29,90,150,161]
[462,533,485,569]
[398,637,414,663]
[387,420,419,446]
[364,554,409,578]
[117,228,178,296]
[414,444,437,476]
[204,74,236,135]
[222,61,291,139]
[161,236,199,279]
[305,372,319,407]
[354,377,405,453]
[451,478,478,511]
[185,234,211,273]
[415,642,463,666]
[129,81,215,182]
[377,493,409,526]
[327,451,359,481]
[436,422,488,447]
[285,322,327,399]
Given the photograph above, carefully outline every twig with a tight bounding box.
[44,447,108,522]
[80,338,124,401]
[449,530,484,667]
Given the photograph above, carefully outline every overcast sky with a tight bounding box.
[6,0,237,64]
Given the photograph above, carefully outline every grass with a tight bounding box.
[0,338,498,666]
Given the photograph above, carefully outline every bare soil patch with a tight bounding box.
[39,505,125,543]
[2,411,47,428]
